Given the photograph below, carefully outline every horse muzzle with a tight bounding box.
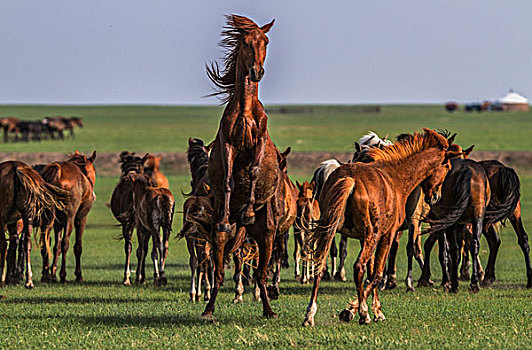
[250,67,264,82]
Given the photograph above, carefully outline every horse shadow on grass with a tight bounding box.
[3,295,169,305]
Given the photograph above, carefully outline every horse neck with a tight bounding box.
[380,150,442,196]
[234,57,259,116]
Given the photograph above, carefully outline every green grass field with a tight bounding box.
[1,105,531,348]
[1,104,531,153]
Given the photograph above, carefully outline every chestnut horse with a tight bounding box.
[110,152,150,285]
[144,154,169,189]
[0,161,67,288]
[302,129,455,326]
[203,15,280,319]
[39,151,96,283]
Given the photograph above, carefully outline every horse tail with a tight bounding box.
[484,166,520,226]
[306,177,355,274]
[158,192,175,235]
[423,167,472,235]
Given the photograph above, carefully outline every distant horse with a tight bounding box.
[110,152,150,285]
[39,151,96,283]
[445,102,459,112]
[0,161,67,288]
[144,154,170,189]
[0,117,20,142]
[130,174,175,285]
[302,129,455,326]
[203,15,280,319]
[420,158,491,293]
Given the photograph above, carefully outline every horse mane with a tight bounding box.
[206,15,259,104]
[67,152,88,168]
[367,130,448,164]
[359,131,392,148]
[186,138,210,196]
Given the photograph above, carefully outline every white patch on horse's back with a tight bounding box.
[359,131,393,148]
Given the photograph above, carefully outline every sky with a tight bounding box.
[0,1,531,105]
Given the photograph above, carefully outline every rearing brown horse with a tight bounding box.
[203,14,279,319]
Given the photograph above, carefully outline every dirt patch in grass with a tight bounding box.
[0,150,531,177]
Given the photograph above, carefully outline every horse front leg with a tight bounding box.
[59,218,74,283]
[405,224,416,291]
[6,222,20,285]
[418,232,438,287]
[241,137,265,225]
[202,226,228,319]
[0,223,6,287]
[385,231,400,290]
[158,226,171,286]
[151,229,163,286]
[293,230,302,281]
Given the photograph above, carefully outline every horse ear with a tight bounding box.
[261,19,275,33]
[464,145,475,157]
[354,142,361,153]
[282,146,291,157]
[309,181,315,192]
[203,183,211,193]
[296,180,301,190]
[89,150,97,162]
[141,153,149,164]
[447,133,457,145]
[157,154,162,161]
[444,150,463,162]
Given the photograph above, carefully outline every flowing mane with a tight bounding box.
[366,130,448,164]
[206,15,259,104]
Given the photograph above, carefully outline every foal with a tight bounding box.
[110,152,149,285]
[131,174,175,285]
[144,154,169,189]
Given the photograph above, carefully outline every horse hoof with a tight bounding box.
[204,294,210,302]
[263,311,278,319]
[468,284,480,294]
[322,271,332,281]
[159,277,167,286]
[459,274,470,282]
[386,279,397,290]
[302,317,314,327]
[481,278,494,287]
[123,279,131,286]
[295,274,301,282]
[267,285,280,300]
[406,286,415,293]
[339,309,354,322]
[417,278,433,287]
[451,287,459,294]
[374,314,386,322]
[75,277,84,283]
[281,260,290,269]
[201,311,214,320]
[359,314,371,325]
[241,213,255,226]
[334,272,347,282]
[232,296,243,304]
[216,223,232,233]
[25,282,34,289]
[442,283,452,293]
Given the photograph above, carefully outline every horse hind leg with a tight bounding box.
[122,224,133,286]
[187,240,198,301]
[73,216,87,283]
[334,235,348,282]
[59,218,74,283]
[418,232,437,287]
[482,224,501,287]
[232,250,244,304]
[22,217,35,289]
[510,204,532,288]
[0,226,7,287]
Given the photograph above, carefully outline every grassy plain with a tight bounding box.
[0,104,531,153]
[0,105,531,348]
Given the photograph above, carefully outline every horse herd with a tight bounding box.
[0,14,530,327]
[0,116,83,142]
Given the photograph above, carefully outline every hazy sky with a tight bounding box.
[1,1,531,105]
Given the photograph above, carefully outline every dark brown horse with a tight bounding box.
[0,117,20,142]
[203,15,280,319]
[0,161,67,288]
[479,160,530,288]
[110,152,150,285]
[419,158,491,293]
[130,174,175,285]
[181,137,214,301]
[144,154,169,189]
[302,129,455,326]
[39,151,96,283]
